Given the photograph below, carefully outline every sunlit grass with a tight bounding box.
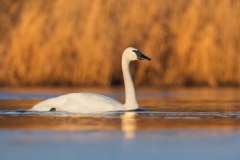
[0,0,239,87]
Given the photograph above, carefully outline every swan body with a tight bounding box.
[31,47,151,113]
[31,93,123,113]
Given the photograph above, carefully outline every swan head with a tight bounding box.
[123,47,151,61]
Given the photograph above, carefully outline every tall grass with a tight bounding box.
[0,0,239,87]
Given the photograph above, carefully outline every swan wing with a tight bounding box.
[31,93,123,113]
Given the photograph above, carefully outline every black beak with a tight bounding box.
[133,50,151,61]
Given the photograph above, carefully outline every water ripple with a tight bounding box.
[0,109,239,119]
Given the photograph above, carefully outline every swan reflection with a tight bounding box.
[121,112,137,139]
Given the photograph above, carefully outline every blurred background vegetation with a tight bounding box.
[0,0,239,87]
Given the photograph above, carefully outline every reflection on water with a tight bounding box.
[121,112,136,139]
[0,110,240,130]
[0,88,240,160]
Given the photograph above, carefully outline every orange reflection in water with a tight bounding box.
[121,112,137,139]
[0,87,240,132]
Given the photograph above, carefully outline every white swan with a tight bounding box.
[30,47,151,113]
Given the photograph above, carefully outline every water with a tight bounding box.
[0,87,240,160]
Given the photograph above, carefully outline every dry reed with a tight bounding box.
[0,0,239,87]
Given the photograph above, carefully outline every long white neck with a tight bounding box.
[122,57,138,110]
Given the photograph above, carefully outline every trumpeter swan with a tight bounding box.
[30,47,151,113]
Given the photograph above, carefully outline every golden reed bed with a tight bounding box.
[0,0,239,87]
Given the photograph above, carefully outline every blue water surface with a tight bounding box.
[0,88,240,160]
[0,130,240,160]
